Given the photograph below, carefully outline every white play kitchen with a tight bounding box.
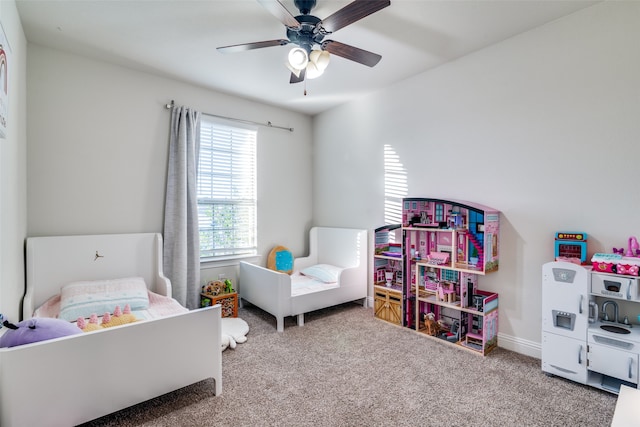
[542,260,640,393]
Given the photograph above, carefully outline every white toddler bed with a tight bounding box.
[239,227,368,332]
[0,233,221,427]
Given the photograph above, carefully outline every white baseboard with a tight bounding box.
[498,332,541,359]
[366,296,374,308]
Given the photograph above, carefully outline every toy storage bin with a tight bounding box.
[201,292,238,317]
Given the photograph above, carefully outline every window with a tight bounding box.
[435,203,444,222]
[197,115,257,259]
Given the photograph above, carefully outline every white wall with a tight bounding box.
[26,44,313,288]
[0,0,27,322]
[313,1,640,357]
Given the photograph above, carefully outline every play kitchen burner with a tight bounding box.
[542,261,640,394]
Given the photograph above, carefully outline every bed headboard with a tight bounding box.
[310,227,367,268]
[24,233,170,320]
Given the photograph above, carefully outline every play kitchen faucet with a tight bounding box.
[602,300,619,323]
[601,300,632,326]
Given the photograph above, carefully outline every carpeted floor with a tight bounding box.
[81,302,617,427]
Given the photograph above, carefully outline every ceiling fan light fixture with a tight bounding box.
[310,50,330,71]
[306,61,323,79]
[288,47,309,71]
[285,62,302,77]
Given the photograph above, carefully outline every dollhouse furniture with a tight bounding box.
[239,227,368,332]
[0,233,222,427]
[374,198,500,356]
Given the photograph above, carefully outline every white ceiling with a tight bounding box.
[16,0,599,115]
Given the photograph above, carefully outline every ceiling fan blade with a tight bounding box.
[217,39,290,53]
[290,68,306,84]
[319,0,390,34]
[321,40,381,67]
[257,0,301,29]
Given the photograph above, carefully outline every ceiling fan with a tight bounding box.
[217,0,391,84]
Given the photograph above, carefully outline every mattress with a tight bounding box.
[290,272,339,297]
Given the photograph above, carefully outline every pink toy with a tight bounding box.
[627,236,640,258]
[428,252,450,265]
[101,312,111,324]
[76,317,86,329]
[617,264,639,276]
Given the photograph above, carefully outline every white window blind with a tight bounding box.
[197,115,257,259]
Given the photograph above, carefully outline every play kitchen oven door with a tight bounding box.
[542,262,590,384]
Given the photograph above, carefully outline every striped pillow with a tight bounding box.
[58,277,149,321]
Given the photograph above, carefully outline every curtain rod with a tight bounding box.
[165,100,293,132]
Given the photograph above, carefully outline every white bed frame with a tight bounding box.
[0,233,221,427]
[239,227,368,332]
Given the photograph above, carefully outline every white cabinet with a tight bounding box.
[588,342,638,385]
[542,332,587,384]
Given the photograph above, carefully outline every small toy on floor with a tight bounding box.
[221,317,249,351]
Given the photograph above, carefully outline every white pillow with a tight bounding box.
[300,264,342,283]
[58,277,150,321]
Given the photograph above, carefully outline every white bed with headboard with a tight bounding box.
[239,227,368,332]
[0,233,221,427]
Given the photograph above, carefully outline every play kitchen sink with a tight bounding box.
[593,299,634,334]
[601,324,632,334]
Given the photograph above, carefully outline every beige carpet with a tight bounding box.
[80,302,616,426]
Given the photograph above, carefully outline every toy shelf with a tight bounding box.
[403,227,494,275]
[415,290,499,356]
[414,259,484,275]
[416,291,498,317]
[373,224,404,326]
[375,254,403,261]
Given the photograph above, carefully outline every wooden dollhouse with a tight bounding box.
[373,198,500,356]
[373,224,403,325]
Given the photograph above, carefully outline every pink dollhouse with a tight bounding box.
[402,198,500,274]
[400,197,500,356]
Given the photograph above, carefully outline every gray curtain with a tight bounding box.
[163,105,201,309]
